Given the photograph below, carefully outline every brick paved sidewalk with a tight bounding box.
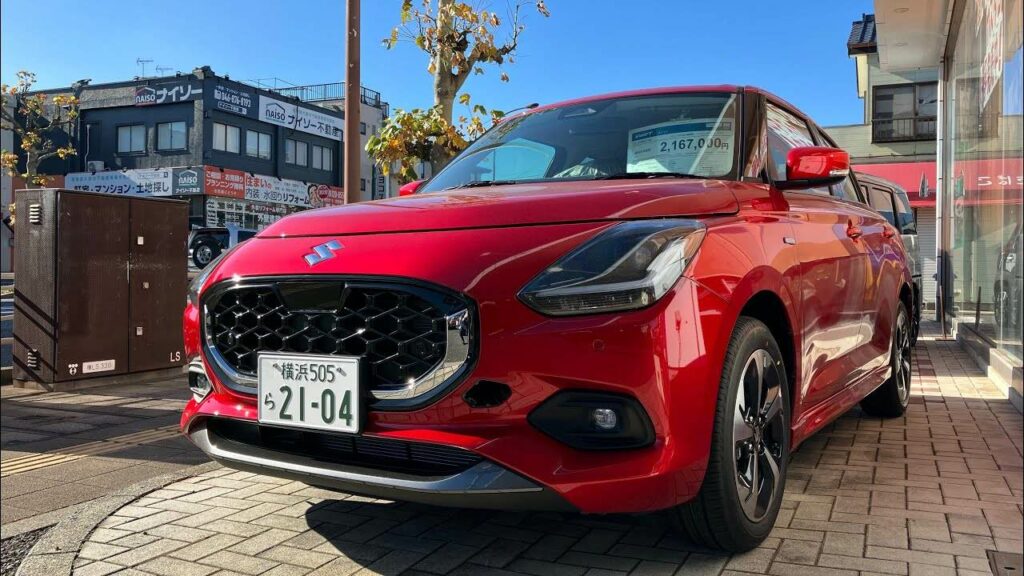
[1,378,208,525]
[67,326,1024,576]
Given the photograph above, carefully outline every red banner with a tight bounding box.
[855,157,1023,207]
[204,167,246,199]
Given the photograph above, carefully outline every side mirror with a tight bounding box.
[777,146,850,190]
[398,180,424,197]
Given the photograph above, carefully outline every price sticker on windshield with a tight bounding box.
[627,119,733,176]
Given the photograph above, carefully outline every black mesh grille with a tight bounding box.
[206,282,450,388]
[209,418,482,476]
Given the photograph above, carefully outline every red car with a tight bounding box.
[182,86,913,551]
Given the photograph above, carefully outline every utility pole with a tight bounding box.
[343,0,361,204]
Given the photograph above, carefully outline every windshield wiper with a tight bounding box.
[595,171,711,180]
[444,179,519,190]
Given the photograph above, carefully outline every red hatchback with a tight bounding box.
[182,86,913,551]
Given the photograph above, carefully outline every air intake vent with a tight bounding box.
[28,204,43,224]
[25,349,40,369]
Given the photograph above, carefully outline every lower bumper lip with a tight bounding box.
[187,418,576,512]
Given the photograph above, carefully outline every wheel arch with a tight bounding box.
[737,291,797,418]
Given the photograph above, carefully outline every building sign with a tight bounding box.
[307,183,345,207]
[172,168,203,195]
[205,197,299,230]
[66,168,174,196]
[977,0,1004,109]
[257,95,343,141]
[134,81,203,107]
[856,157,1023,207]
[212,84,254,117]
[204,166,246,199]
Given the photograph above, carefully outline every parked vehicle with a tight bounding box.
[859,173,922,344]
[994,222,1023,336]
[181,86,913,552]
[188,225,257,268]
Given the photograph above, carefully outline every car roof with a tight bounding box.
[855,171,908,195]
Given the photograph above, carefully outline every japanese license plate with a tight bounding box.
[257,353,360,434]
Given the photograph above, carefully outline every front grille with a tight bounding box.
[209,418,482,476]
[204,280,467,395]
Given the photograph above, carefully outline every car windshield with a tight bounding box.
[420,92,739,193]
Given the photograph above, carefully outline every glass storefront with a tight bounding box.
[945,0,1023,363]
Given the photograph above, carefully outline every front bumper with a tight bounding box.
[182,227,732,514]
[189,418,574,511]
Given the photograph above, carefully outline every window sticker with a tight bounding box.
[627,117,733,176]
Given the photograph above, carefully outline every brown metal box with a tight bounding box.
[13,189,187,384]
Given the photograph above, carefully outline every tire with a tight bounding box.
[860,301,911,418]
[192,240,220,268]
[673,317,789,552]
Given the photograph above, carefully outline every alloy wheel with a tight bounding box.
[731,349,785,523]
[894,312,911,405]
[196,245,214,266]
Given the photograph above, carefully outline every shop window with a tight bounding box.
[157,121,187,151]
[117,124,146,153]
[312,145,332,170]
[285,139,308,166]
[872,83,937,142]
[213,122,240,153]
[246,130,272,160]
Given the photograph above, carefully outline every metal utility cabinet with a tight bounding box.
[13,189,188,386]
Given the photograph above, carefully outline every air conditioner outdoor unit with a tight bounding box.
[86,161,105,172]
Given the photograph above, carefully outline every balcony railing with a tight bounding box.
[271,83,388,116]
[872,116,937,143]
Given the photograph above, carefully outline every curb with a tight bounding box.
[13,461,221,576]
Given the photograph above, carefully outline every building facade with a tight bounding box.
[26,66,389,231]
[854,0,1022,410]
[826,14,941,311]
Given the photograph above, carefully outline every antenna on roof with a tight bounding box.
[136,58,154,78]
[156,65,173,76]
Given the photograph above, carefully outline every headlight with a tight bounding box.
[187,244,241,307]
[519,219,705,316]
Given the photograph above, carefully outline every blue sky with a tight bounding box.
[1,0,872,126]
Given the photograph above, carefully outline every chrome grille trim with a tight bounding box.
[200,277,476,409]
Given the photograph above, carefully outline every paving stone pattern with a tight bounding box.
[71,331,1023,575]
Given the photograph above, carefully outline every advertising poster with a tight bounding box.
[204,167,246,199]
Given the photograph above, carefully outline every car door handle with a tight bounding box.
[846,222,863,240]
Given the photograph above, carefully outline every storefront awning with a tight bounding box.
[855,157,1023,208]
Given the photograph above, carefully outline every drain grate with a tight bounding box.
[988,550,1023,576]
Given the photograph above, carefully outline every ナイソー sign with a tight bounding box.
[257,95,343,141]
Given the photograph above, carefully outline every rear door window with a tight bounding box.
[866,186,897,227]
[893,188,917,234]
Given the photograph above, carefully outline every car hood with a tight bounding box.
[260,179,741,237]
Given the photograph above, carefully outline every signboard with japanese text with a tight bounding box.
[257,95,343,141]
[134,81,203,107]
[307,183,345,207]
[172,168,203,195]
[212,83,254,117]
[855,157,1023,207]
[66,169,174,196]
[204,167,246,199]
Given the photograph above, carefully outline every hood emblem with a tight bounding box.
[304,240,343,266]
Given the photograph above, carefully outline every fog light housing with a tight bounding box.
[592,408,618,430]
[188,359,211,402]
[528,391,654,450]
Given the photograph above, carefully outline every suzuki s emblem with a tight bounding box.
[304,240,343,266]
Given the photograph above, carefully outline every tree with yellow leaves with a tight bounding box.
[1,71,79,189]
[367,0,550,182]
